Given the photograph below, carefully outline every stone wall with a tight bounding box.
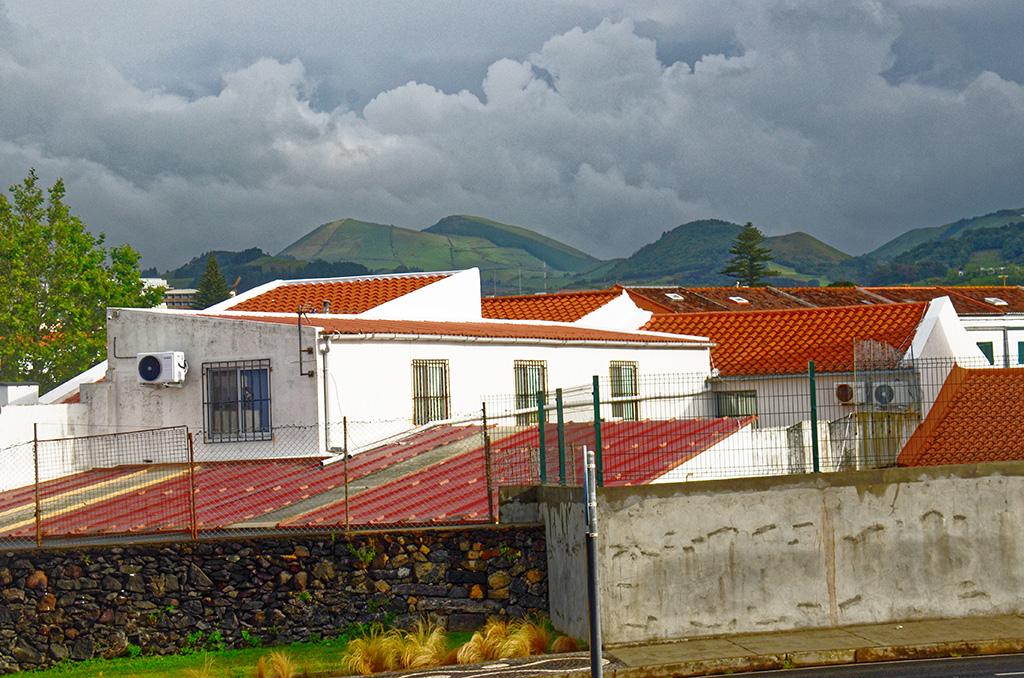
[0,527,547,673]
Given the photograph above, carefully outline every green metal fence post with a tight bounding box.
[537,390,547,484]
[592,376,604,486]
[809,360,820,473]
[556,388,566,485]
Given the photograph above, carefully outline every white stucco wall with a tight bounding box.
[959,315,1024,368]
[0,403,87,491]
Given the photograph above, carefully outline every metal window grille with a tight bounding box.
[412,359,450,425]
[716,390,758,420]
[610,361,639,420]
[514,360,547,425]
[202,359,273,442]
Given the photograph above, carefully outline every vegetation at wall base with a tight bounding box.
[0,169,163,391]
[26,617,575,678]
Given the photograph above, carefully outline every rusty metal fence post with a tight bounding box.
[188,431,198,539]
[33,423,41,548]
[483,403,495,523]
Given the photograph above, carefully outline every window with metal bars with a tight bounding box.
[514,360,548,425]
[715,390,757,422]
[412,359,450,425]
[202,359,272,442]
[609,361,639,420]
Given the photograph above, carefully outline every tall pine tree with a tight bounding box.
[719,222,779,287]
[192,255,231,309]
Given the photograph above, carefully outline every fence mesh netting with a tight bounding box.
[0,356,1004,548]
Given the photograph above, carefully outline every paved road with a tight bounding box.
[745,652,1024,677]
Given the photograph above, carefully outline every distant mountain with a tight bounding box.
[868,208,1024,260]
[276,216,603,294]
[423,215,598,272]
[604,219,742,284]
[162,248,369,293]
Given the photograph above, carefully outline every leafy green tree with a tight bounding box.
[191,254,231,309]
[718,222,779,287]
[0,170,164,391]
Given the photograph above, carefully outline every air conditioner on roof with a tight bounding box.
[137,351,188,385]
[835,382,867,404]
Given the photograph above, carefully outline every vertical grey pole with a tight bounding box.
[556,388,566,486]
[809,360,820,473]
[584,446,603,678]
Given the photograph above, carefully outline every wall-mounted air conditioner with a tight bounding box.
[835,382,867,404]
[870,380,913,407]
[137,351,188,385]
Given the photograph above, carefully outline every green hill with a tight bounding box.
[868,208,1024,260]
[423,215,598,272]
[162,248,369,293]
[276,217,586,294]
[603,219,742,284]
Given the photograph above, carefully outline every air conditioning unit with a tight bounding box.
[137,351,188,385]
[835,382,867,404]
[870,380,913,407]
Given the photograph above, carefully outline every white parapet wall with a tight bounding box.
[539,462,1024,645]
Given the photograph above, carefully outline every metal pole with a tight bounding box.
[556,388,566,486]
[537,390,547,484]
[584,446,603,678]
[483,403,495,523]
[33,423,42,548]
[809,360,820,473]
[343,417,350,530]
[187,431,198,540]
[592,376,604,486]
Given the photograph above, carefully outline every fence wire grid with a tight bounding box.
[0,355,1005,548]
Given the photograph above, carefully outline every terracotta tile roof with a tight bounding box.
[223,273,451,314]
[641,302,928,375]
[864,287,999,316]
[481,289,620,322]
[898,366,1024,467]
[624,286,807,313]
[209,314,707,345]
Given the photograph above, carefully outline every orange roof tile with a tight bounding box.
[224,274,450,314]
[898,366,1024,467]
[481,289,620,322]
[208,314,707,345]
[642,302,928,375]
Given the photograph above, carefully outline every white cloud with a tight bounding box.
[1,1,1023,270]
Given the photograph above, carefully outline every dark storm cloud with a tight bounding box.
[1,1,1022,269]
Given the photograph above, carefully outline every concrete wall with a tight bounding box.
[541,462,1024,646]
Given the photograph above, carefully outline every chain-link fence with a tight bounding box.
[0,356,1002,548]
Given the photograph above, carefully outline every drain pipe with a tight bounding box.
[321,336,331,453]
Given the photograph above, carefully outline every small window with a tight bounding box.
[728,296,750,305]
[610,361,639,421]
[202,360,272,442]
[716,390,757,420]
[1018,341,1024,365]
[412,359,450,425]
[665,292,685,301]
[514,360,547,425]
[984,297,1008,306]
[977,341,995,365]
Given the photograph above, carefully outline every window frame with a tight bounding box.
[411,359,451,426]
[202,359,273,443]
[514,360,548,425]
[977,341,995,365]
[609,361,639,421]
[715,389,758,423]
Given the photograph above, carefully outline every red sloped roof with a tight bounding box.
[223,274,451,314]
[642,302,928,375]
[934,286,1024,313]
[207,314,706,345]
[898,366,1024,467]
[865,287,1001,316]
[481,289,620,322]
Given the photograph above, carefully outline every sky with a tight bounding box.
[1,1,1023,270]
